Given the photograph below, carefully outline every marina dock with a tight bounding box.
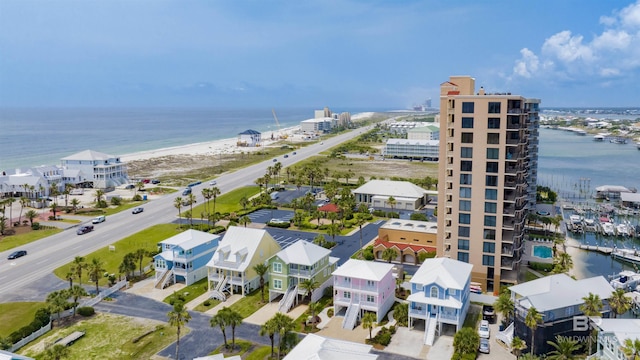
[567,243,613,255]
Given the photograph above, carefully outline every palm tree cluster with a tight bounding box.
[167,300,191,360]
[259,312,297,359]
[46,285,88,324]
[210,307,243,351]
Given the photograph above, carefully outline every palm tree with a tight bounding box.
[42,343,70,360]
[552,252,573,274]
[25,209,38,226]
[68,285,87,317]
[326,223,340,243]
[239,195,249,211]
[70,198,80,213]
[525,306,543,356]
[71,256,87,285]
[174,197,183,228]
[622,338,640,360]
[239,215,251,227]
[260,317,279,358]
[273,312,295,359]
[201,188,212,217]
[167,301,191,360]
[63,183,74,210]
[393,302,408,327]
[18,196,28,225]
[299,278,319,303]
[187,193,197,226]
[88,257,105,295]
[65,271,74,289]
[253,263,269,303]
[453,327,480,355]
[313,234,326,248]
[494,289,515,324]
[546,335,581,360]
[46,289,70,326]
[580,292,603,355]
[307,301,323,324]
[221,307,243,350]
[211,308,229,348]
[4,197,15,227]
[94,189,105,207]
[134,248,149,277]
[362,312,377,340]
[381,247,397,263]
[511,336,527,357]
[211,186,221,214]
[609,288,632,318]
[387,196,396,213]
[354,214,367,259]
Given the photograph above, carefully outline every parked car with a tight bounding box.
[132,207,144,214]
[124,184,135,189]
[7,250,27,260]
[209,180,217,186]
[182,188,192,196]
[479,338,490,354]
[478,320,490,339]
[483,305,496,324]
[77,225,94,235]
[142,179,150,184]
[273,158,278,162]
[92,215,106,224]
[151,179,160,184]
[292,152,297,155]
[284,154,289,158]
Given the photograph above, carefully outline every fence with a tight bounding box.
[8,278,129,352]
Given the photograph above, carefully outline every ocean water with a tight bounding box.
[537,127,640,278]
[0,107,380,170]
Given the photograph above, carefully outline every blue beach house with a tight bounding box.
[407,257,472,346]
[154,229,220,289]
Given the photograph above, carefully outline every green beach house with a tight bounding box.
[268,240,339,313]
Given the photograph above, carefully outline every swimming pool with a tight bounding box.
[533,245,553,259]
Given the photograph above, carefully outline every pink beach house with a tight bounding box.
[332,259,396,330]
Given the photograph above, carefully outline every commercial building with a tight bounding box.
[407,125,440,140]
[352,179,432,211]
[374,219,438,264]
[383,139,439,161]
[300,118,333,133]
[437,75,540,292]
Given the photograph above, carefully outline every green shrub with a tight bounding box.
[203,300,211,306]
[31,222,40,230]
[267,221,290,229]
[387,212,399,218]
[77,306,95,317]
[409,213,428,221]
[529,261,554,272]
[371,326,393,346]
[110,197,122,206]
[363,246,375,260]
[132,194,142,201]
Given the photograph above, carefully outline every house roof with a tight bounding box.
[352,180,427,199]
[332,259,394,282]
[380,219,438,234]
[194,354,241,360]
[621,192,640,202]
[61,149,116,161]
[410,258,472,290]
[273,240,330,266]
[374,238,436,254]
[238,129,261,135]
[591,318,640,344]
[159,229,220,251]
[0,349,35,360]
[283,333,377,360]
[318,203,340,213]
[407,125,439,133]
[595,185,633,193]
[206,226,281,272]
[385,139,439,146]
[509,273,614,312]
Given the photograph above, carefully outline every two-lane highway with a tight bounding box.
[0,126,372,301]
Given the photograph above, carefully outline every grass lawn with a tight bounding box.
[244,346,272,360]
[194,298,221,313]
[210,339,252,357]
[463,304,481,329]
[162,277,210,305]
[186,186,261,216]
[525,270,543,282]
[0,228,62,252]
[19,313,181,360]
[293,296,333,333]
[227,289,267,318]
[0,302,45,338]
[53,224,182,286]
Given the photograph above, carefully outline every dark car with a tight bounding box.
[132,207,144,214]
[273,158,278,162]
[76,225,94,235]
[284,154,289,158]
[292,152,296,155]
[483,304,496,324]
[151,179,160,184]
[8,250,27,260]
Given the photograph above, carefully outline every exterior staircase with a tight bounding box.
[215,276,228,292]
[424,313,438,346]
[342,302,360,330]
[210,289,226,301]
[155,269,173,289]
[279,285,298,313]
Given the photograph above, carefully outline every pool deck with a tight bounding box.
[524,240,554,264]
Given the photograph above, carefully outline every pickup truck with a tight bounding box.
[77,225,94,235]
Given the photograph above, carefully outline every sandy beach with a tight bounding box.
[120,112,375,163]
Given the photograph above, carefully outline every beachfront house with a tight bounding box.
[267,240,339,313]
[589,318,640,360]
[407,258,472,345]
[206,226,281,300]
[60,149,128,189]
[509,273,614,355]
[153,230,220,288]
[352,179,434,211]
[374,219,438,264]
[237,129,261,147]
[284,333,378,360]
[383,139,440,161]
[332,259,396,331]
[407,125,440,141]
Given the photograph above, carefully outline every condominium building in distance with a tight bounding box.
[437,75,540,293]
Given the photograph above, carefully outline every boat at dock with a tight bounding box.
[617,222,632,237]
[601,221,616,236]
[594,134,605,142]
[612,248,640,266]
[609,270,640,292]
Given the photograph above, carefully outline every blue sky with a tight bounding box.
[1,0,639,108]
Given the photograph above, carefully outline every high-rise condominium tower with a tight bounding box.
[437,76,540,293]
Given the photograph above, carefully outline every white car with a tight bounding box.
[209,180,217,186]
[478,320,490,339]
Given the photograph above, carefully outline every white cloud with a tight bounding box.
[513,48,539,78]
[619,0,640,28]
[542,31,594,63]
[592,29,632,50]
